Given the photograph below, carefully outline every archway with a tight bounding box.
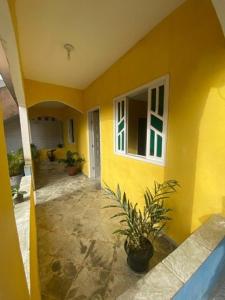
[28,100,84,187]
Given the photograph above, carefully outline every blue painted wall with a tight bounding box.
[173,237,225,300]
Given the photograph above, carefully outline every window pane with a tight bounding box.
[151,115,163,132]
[118,135,121,150]
[158,85,164,116]
[121,101,124,118]
[127,91,148,156]
[157,135,162,157]
[121,131,124,151]
[151,88,156,112]
[150,129,155,156]
[118,119,124,133]
[118,102,120,121]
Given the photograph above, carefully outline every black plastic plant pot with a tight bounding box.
[124,238,154,273]
[14,194,24,205]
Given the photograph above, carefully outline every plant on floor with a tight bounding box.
[30,144,39,161]
[58,151,84,176]
[11,185,26,204]
[104,180,179,272]
[7,149,24,186]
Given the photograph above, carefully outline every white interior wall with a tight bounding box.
[30,118,63,149]
[4,115,22,152]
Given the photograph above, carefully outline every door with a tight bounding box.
[88,109,101,178]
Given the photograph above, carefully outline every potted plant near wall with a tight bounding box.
[7,149,25,187]
[30,144,39,162]
[104,180,179,273]
[58,151,84,176]
[11,185,26,205]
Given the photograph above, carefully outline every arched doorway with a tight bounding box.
[28,100,84,187]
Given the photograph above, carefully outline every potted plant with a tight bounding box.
[30,144,39,162]
[7,149,24,187]
[11,185,26,204]
[47,149,56,162]
[58,151,84,176]
[104,180,179,273]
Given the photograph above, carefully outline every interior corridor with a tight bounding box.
[36,165,176,300]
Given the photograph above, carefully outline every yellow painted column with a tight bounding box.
[0,107,29,300]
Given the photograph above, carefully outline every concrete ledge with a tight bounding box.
[118,215,225,300]
[15,175,31,292]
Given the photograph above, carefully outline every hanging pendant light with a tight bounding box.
[64,43,74,60]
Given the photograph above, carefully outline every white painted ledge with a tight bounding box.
[118,215,225,300]
[14,175,31,292]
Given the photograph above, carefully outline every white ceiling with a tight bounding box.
[15,0,185,89]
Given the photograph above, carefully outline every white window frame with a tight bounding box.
[115,97,126,154]
[114,74,169,166]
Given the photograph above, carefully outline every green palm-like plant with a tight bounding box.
[7,150,24,177]
[104,180,179,251]
[58,151,84,167]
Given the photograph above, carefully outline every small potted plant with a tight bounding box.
[58,151,84,176]
[30,144,39,162]
[7,149,24,187]
[11,185,26,205]
[104,180,179,273]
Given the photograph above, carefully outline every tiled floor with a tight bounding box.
[36,166,176,300]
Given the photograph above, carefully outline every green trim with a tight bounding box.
[122,101,124,118]
[118,119,124,133]
[157,135,162,157]
[118,102,121,121]
[158,85,164,116]
[150,129,155,156]
[151,88,156,112]
[151,115,163,132]
[121,131,124,151]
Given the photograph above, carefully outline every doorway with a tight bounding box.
[88,109,101,179]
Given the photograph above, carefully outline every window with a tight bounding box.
[115,99,126,152]
[68,119,75,144]
[115,75,168,165]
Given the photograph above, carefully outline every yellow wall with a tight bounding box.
[6,0,225,247]
[24,79,84,112]
[30,188,41,300]
[0,107,30,300]
[82,0,225,243]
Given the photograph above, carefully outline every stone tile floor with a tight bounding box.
[36,168,176,300]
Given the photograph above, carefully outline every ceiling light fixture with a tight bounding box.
[64,43,74,60]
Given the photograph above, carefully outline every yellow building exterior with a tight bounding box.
[0,0,225,298]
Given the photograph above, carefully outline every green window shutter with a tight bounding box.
[150,129,155,156]
[151,115,163,132]
[148,82,166,161]
[158,85,164,116]
[151,88,156,112]
[116,99,126,152]
[156,135,162,157]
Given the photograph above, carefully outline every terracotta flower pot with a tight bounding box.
[66,166,80,176]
